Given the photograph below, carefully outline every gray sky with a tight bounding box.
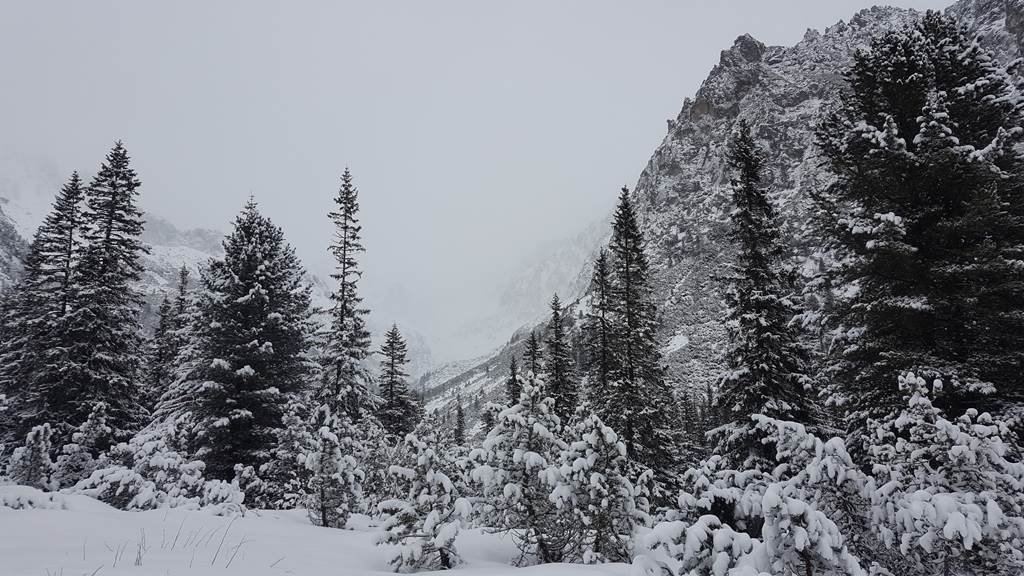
[0,0,949,357]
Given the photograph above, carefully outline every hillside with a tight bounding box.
[422,0,1024,429]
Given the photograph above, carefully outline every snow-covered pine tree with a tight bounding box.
[0,172,86,444]
[552,407,646,563]
[320,168,377,423]
[150,272,205,425]
[256,398,314,509]
[634,416,870,576]
[582,249,615,405]
[377,324,420,439]
[544,293,578,424]
[6,423,56,490]
[816,10,1024,452]
[714,120,815,470]
[305,405,364,529]
[505,356,521,405]
[377,422,471,571]
[58,143,149,441]
[144,295,175,410]
[470,374,570,564]
[869,372,1024,575]
[53,401,112,488]
[144,266,191,411]
[603,187,680,486]
[523,331,542,377]
[453,395,465,446]
[188,200,315,480]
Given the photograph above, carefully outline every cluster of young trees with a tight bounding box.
[2,9,1024,576]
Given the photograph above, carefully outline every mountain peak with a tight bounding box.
[721,33,765,67]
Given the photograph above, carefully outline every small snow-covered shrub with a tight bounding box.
[869,372,1024,575]
[552,408,649,564]
[304,405,363,528]
[635,414,869,576]
[470,375,570,564]
[53,402,113,488]
[377,422,471,571]
[73,465,155,510]
[71,422,243,513]
[256,399,314,509]
[6,423,56,491]
[0,484,69,510]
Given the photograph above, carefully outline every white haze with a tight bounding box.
[0,0,949,362]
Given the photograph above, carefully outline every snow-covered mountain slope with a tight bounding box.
[424,0,1024,425]
[0,204,27,291]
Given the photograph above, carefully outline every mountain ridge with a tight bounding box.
[421,0,1024,428]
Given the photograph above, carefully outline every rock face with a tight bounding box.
[0,204,27,291]
[426,0,1024,427]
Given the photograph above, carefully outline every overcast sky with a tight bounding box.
[0,0,949,356]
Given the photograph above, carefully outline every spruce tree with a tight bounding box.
[376,324,420,439]
[58,143,148,441]
[603,187,680,482]
[189,200,314,480]
[53,401,112,488]
[714,121,814,469]
[144,296,175,409]
[553,407,648,563]
[816,11,1024,449]
[6,423,56,490]
[305,404,363,528]
[146,266,191,409]
[523,331,542,377]
[582,249,615,404]
[377,421,470,570]
[544,293,578,423]
[320,168,376,423]
[454,395,465,446]
[505,356,521,405]
[0,172,86,441]
[471,374,570,563]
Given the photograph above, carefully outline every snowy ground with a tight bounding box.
[0,487,630,576]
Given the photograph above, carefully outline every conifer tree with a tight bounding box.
[144,296,175,409]
[0,172,86,441]
[582,249,615,403]
[471,374,570,564]
[816,11,1024,448]
[377,421,471,571]
[305,405,363,528]
[6,423,56,490]
[714,121,814,469]
[376,324,419,439]
[188,200,314,480]
[544,293,578,423]
[53,401,112,488]
[258,398,315,509]
[505,356,521,405]
[454,395,465,446]
[603,187,680,482]
[58,143,148,441]
[145,266,191,410]
[553,407,648,563]
[320,168,376,422]
[524,331,542,377]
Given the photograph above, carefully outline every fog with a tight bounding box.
[0,0,949,361]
